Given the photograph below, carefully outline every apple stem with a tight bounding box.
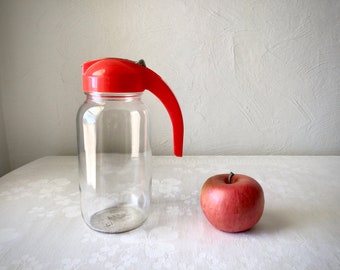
[227,172,234,184]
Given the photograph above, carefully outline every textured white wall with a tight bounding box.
[0,100,10,176]
[0,0,339,170]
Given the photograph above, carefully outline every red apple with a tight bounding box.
[200,172,264,232]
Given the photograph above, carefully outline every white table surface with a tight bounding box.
[0,156,339,269]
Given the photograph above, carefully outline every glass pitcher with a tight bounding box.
[77,58,184,233]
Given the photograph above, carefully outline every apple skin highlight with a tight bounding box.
[200,173,265,233]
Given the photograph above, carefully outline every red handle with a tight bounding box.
[143,67,184,157]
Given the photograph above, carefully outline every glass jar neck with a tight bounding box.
[86,92,142,102]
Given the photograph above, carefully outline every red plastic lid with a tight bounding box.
[82,58,184,157]
[82,58,145,93]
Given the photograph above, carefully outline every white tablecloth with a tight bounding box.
[0,156,339,269]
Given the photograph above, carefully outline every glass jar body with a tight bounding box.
[77,93,151,233]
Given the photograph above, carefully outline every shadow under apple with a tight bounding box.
[246,208,293,234]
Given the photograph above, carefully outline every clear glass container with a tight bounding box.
[77,92,152,233]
